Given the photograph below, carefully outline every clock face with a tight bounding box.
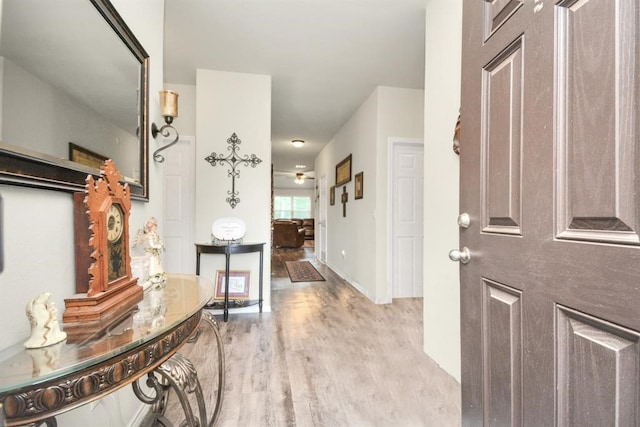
[106,204,124,243]
[107,203,126,282]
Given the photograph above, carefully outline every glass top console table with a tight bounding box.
[195,242,265,322]
[0,274,224,427]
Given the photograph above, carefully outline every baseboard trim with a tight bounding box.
[323,262,382,304]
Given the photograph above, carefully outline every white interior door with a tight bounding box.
[162,136,195,274]
[391,140,424,298]
[318,175,327,263]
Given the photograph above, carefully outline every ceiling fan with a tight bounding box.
[274,171,315,184]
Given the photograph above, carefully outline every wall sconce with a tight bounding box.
[151,90,180,162]
[291,139,305,148]
[295,173,305,184]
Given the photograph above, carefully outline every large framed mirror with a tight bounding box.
[0,0,149,200]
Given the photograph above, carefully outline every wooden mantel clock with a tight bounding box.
[63,160,142,324]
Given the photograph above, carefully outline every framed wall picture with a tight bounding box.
[215,270,250,299]
[355,171,363,199]
[335,154,352,187]
[330,186,336,205]
[69,142,109,169]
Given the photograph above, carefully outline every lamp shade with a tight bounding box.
[159,90,179,118]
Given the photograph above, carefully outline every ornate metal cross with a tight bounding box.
[341,186,348,217]
[205,133,262,208]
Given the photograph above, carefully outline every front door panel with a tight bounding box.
[460,0,640,425]
[482,279,522,426]
[482,37,523,235]
[557,306,640,426]
[555,0,640,245]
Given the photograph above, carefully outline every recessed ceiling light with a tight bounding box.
[295,164,307,169]
[291,139,305,148]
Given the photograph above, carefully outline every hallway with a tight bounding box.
[168,246,461,426]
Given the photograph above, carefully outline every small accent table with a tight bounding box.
[195,242,265,321]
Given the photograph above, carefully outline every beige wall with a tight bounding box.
[423,0,463,383]
[195,69,272,312]
[316,86,424,304]
[376,86,425,303]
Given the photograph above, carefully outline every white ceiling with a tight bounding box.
[163,0,427,189]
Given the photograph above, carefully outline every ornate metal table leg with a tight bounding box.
[33,419,57,427]
[200,311,225,426]
[134,353,205,426]
[133,311,225,427]
[158,353,207,426]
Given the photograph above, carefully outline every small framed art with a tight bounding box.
[69,142,109,169]
[335,154,352,187]
[215,270,251,299]
[330,186,336,206]
[355,171,363,199]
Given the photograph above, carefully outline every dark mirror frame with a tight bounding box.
[0,0,150,201]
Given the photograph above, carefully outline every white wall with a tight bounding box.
[195,69,272,311]
[423,0,463,383]
[0,1,166,424]
[316,86,423,304]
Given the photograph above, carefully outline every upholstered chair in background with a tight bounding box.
[272,221,305,248]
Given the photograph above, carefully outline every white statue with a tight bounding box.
[24,293,67,349]
[134,217,166,284]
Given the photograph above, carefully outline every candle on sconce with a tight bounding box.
[159,90,179,118]
[151,89,181,162]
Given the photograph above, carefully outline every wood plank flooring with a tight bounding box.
[165,245,461,426]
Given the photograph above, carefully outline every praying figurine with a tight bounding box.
[134,217,167,284]
[24,292,67,349]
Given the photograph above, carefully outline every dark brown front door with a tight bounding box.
[460,0,640,425]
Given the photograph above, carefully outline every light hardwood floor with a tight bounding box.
[167,245,461,426]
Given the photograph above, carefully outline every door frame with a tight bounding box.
[386,137,423,302]
[318,174,328,263]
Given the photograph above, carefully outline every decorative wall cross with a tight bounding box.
[205,132,262,208]
[341,186,348,217]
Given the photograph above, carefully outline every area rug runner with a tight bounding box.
[285,261,325,282]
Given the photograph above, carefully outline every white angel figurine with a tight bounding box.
[134,217,167,283]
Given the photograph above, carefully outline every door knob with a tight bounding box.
[449,247,471,264]
[457,213,470,228]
